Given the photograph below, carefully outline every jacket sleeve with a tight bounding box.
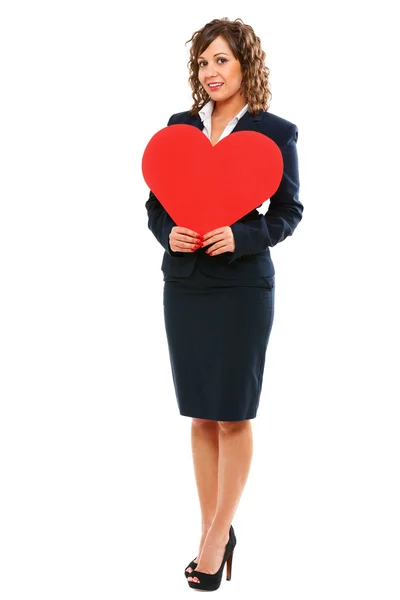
[227,124,303,263]
[144,114,185,256]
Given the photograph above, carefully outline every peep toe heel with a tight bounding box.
[184,525,234,578]
[187,526,237,591]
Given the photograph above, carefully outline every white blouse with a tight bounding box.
[199,99,249,144]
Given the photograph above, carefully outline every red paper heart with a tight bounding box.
[142,124,283,236]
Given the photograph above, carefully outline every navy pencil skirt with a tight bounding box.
[163,264,275,421]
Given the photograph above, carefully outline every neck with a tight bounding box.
[211,93,247,120]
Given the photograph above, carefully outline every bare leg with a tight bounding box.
[185,417,219,574]
[188,419,253,583]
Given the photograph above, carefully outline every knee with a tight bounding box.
[218,419,250,433]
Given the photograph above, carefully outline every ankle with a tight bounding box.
[205,524,230,545]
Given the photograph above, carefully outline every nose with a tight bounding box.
[204,66,219,78]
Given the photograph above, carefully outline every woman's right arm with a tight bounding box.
[145,189,184,256]
[144,113,185,256]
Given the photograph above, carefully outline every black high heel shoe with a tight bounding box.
[187,526,237,591]
[184,525,234,578]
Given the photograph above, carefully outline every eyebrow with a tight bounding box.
[197,52,229,60]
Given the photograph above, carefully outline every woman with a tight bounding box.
[145,18,303,591]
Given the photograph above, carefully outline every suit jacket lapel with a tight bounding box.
[230,109,262,134]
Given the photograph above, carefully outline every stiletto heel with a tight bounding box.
[187,526,237,591]
[226,549,233,581]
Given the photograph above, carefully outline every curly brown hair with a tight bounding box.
[185,17,272,117]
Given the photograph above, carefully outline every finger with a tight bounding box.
[172,245,197,252]
[202,232,225,245]
[202,228,224,241]
[187,234,202,242]
[206,242,227,255]
[176,233,201,243]
[174,239,201,250]
[179,228,201,239]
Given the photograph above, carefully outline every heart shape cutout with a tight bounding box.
[142,124,283,236]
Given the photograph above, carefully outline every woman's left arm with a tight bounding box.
[227,124,303,263]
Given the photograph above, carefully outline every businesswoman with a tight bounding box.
[145,18,303,591]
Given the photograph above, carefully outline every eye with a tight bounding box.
[198,57,227,68]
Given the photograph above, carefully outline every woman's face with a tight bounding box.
[197,36,244,103]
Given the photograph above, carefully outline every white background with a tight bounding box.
[1,1,399,598]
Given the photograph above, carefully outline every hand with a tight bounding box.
[202,226,235,256]
[169,226,202,252]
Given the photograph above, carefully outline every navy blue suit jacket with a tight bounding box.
[145,109,303,279]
